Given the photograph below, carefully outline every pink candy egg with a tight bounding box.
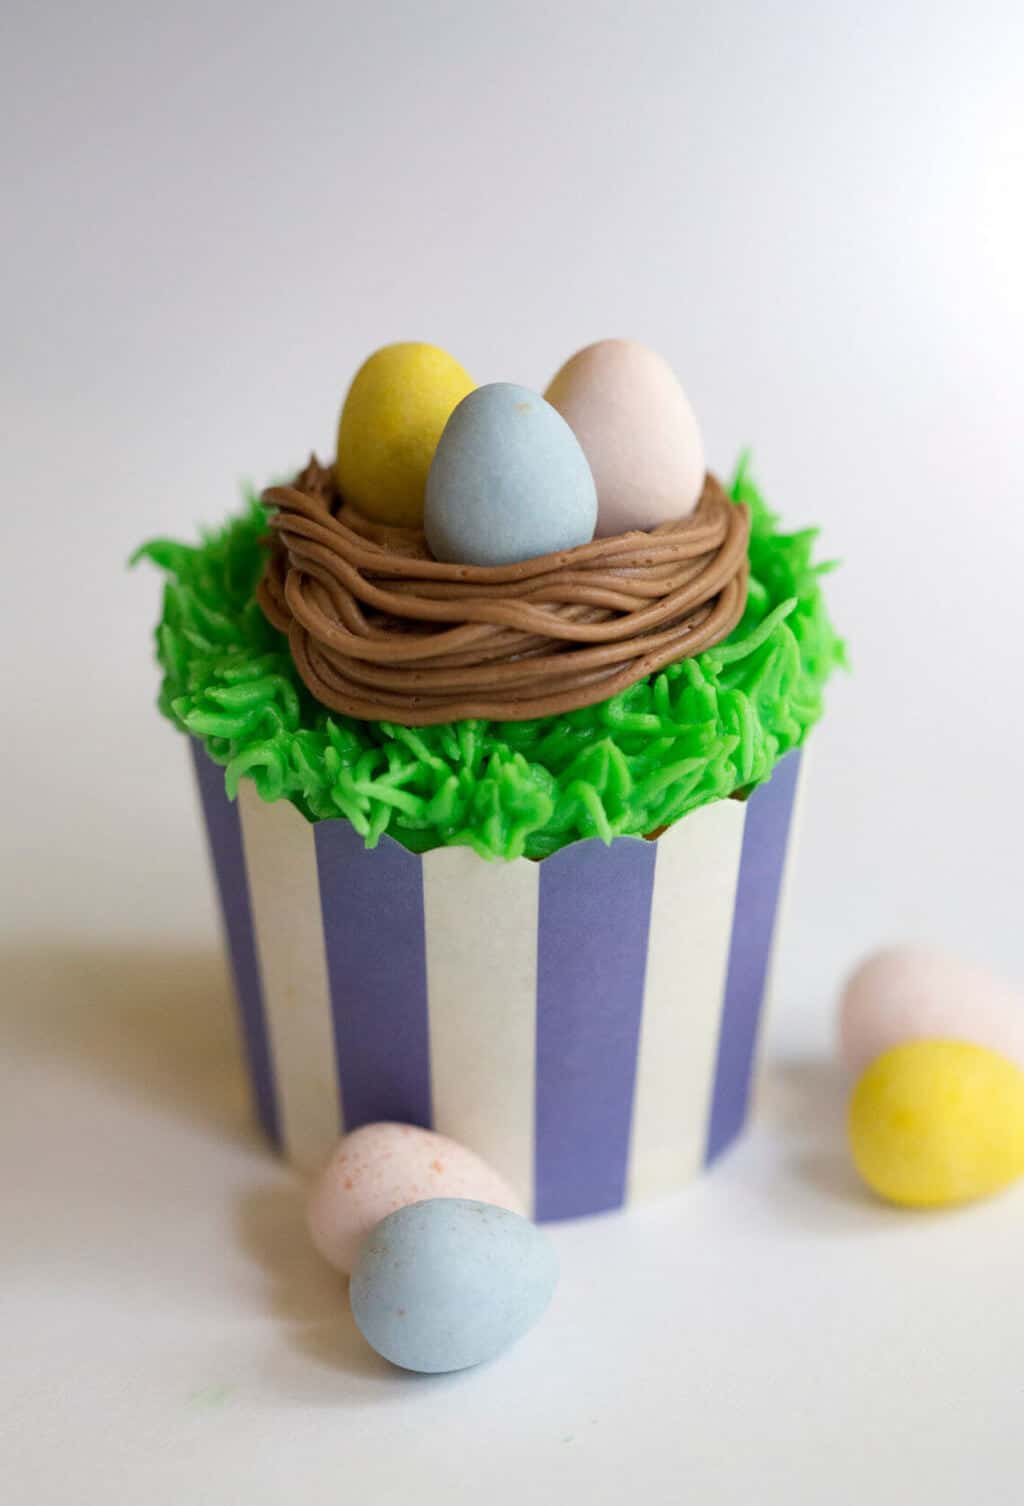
[544,338,706,538]
[308,1122,526,1274]
[839,946,1024,1077]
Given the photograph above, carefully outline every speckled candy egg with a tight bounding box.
[424,383,597,566]
[308,1122,525,1274]
[350,1198,559,1373]
[544,338,706,537]
[839,946,1024,1077]
[336,342,475,527]
[848,1040,1024,1207]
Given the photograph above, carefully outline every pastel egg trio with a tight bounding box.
[309,1122,557,1374]
[334,338,706,566]
[840,947,1024,1208]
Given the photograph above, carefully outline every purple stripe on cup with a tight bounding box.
[705,748,802,1163]
[190,741,280,1145]
[535,837,657,1220]
[314,823,433,1132]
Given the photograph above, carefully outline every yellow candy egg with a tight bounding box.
[336,343,474,527]
[848,1040,1024,1208]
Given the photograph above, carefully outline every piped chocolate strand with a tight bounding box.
[258,458,749,725]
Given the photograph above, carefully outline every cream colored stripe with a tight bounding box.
[238,782,341,1172]
[423,847,539,1213]
[627,799,746,1203]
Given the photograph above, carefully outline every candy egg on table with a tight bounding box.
[544,338,706,537]
[336,342,474,527]
[308,1122,525,1275]
[848,1039,1024,1208]
[839,946,1024,1077]
[424,382,597,566]
[350,1198,559,1374]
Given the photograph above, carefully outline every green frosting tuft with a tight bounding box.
[134,457,844,861]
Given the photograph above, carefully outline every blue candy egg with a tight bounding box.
[350,1198,559,1374]
[424,382,597,566]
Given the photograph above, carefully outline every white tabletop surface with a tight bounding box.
[4,2,1023,1501]
[5,930,1024,1506]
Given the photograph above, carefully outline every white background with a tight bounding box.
[3,3,1023,1502]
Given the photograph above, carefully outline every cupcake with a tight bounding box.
[136,339,842,1218]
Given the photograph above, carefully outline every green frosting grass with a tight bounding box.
[135,457,843,861]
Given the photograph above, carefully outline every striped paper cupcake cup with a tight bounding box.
[192,740,803,1220]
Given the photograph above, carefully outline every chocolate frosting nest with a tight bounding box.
[257,458,750,725]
